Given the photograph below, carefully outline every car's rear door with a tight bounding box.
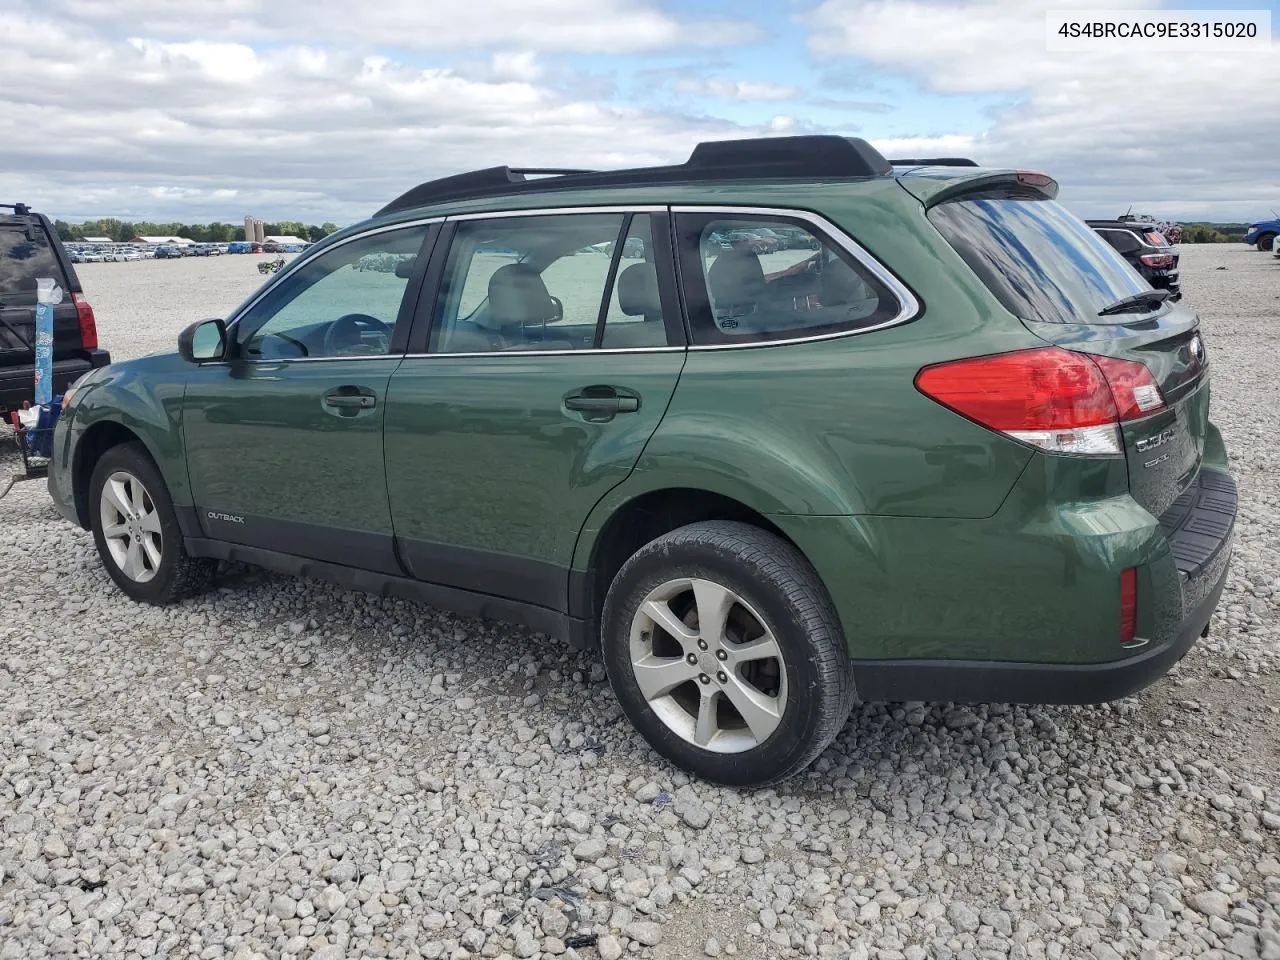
[182,221,438,572]
[384,208,686,612]
[0,214,81,377]
[928,194,1211,520]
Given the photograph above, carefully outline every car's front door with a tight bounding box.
[384,210,686,610]
[183,222,437,572]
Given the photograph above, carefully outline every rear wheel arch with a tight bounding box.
[576,487,806,636]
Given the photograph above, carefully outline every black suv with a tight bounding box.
[1087,219,1181,300]
[0,203,109,412]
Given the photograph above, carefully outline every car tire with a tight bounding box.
[90,442,215,605]
[1257,234,1276,252]
[601,520,855,787]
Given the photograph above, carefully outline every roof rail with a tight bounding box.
[889,158,979,167]
[376,135,893,216]
[0,202,32,215]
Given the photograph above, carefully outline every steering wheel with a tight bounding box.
[323,313,391,356]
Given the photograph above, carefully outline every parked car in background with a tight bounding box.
[0,202,109,412]
[1087,219,1181,300]
[1244,218,1279,252]
[261,242,282,253]
[226,241,262,254]
[154,246,181,259]
[49,137,1235,786]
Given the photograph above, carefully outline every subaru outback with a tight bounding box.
[48,136,1235,786]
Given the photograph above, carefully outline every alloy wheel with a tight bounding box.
[628,577,787,753]
[99,470,163,583]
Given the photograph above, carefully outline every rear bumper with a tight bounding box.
[0,350,111,411]
[850,543,1227,704]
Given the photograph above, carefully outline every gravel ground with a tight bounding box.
[2,244,1279,960]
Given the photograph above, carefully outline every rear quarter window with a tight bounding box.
[929,196,1151,324]
[0,222,66,302]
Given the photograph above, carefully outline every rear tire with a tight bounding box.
[89,443,214,605]
[1257,233,1276,252]
[601,521,855,786]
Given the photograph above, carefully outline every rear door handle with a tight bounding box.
[564,387,640,420]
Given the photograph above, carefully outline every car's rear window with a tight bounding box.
[0,222,65,301]
[929,195,1151,324]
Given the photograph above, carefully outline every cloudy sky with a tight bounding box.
[2,0,1277,225]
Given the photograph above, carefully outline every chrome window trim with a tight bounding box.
[224,216,445,332]
[402,346,686,359]
[670,204,921,350]
[444,205,666,221]
[220,202,921,364]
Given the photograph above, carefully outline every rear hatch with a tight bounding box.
[925,186,1207,518]
[0,211,84,367]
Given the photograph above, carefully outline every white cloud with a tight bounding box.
[673,78,801,102]
[0,11,753,222]
[803,0,1280,219]
[40,0,758,54]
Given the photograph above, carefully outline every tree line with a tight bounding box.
[1176,223,1250,243]
[53,219,341,244]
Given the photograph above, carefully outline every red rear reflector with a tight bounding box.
[72,293,98,351]
[915,347,1166,455]
[1120,567,1137,644]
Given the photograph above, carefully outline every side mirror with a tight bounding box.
[178,318,227,363]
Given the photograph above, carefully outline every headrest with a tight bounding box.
[706,249,766,308]
[487,263,558,328]
[616,263,661,317]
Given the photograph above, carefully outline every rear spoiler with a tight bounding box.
[905,170,1060,208]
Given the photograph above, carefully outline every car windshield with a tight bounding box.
[929,195,1153,324]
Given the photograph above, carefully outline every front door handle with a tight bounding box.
[323,386,377,417]
[564,387,640,421]
[324,395,375,410]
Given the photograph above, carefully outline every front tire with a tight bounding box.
[90,443,214,604]
[601,521,855,787]
[1257,233,1276,252]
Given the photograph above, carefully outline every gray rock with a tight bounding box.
[625,921,662,946]
[1189,890,1232,920]
[597,936,624,960]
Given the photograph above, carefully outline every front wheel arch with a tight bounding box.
[73,421,153,529]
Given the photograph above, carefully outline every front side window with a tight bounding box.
[236,224,431,360]
[432,212,671,354]
[676,213,901,345]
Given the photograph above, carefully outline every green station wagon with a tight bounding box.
[49,136,1236,785]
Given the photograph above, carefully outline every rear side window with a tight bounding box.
[0,222,65,302]
[1097,229,1140,255]
[675,213,902,345]
[929,197,1151,324]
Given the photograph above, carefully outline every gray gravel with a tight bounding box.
[1,245,1279,959]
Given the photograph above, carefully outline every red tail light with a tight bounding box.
[1139,253,1174,268]
[1144,231,1168,247]
[1120,567,1138,644]
[914,347,1166,455]
[72,293,98,351]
